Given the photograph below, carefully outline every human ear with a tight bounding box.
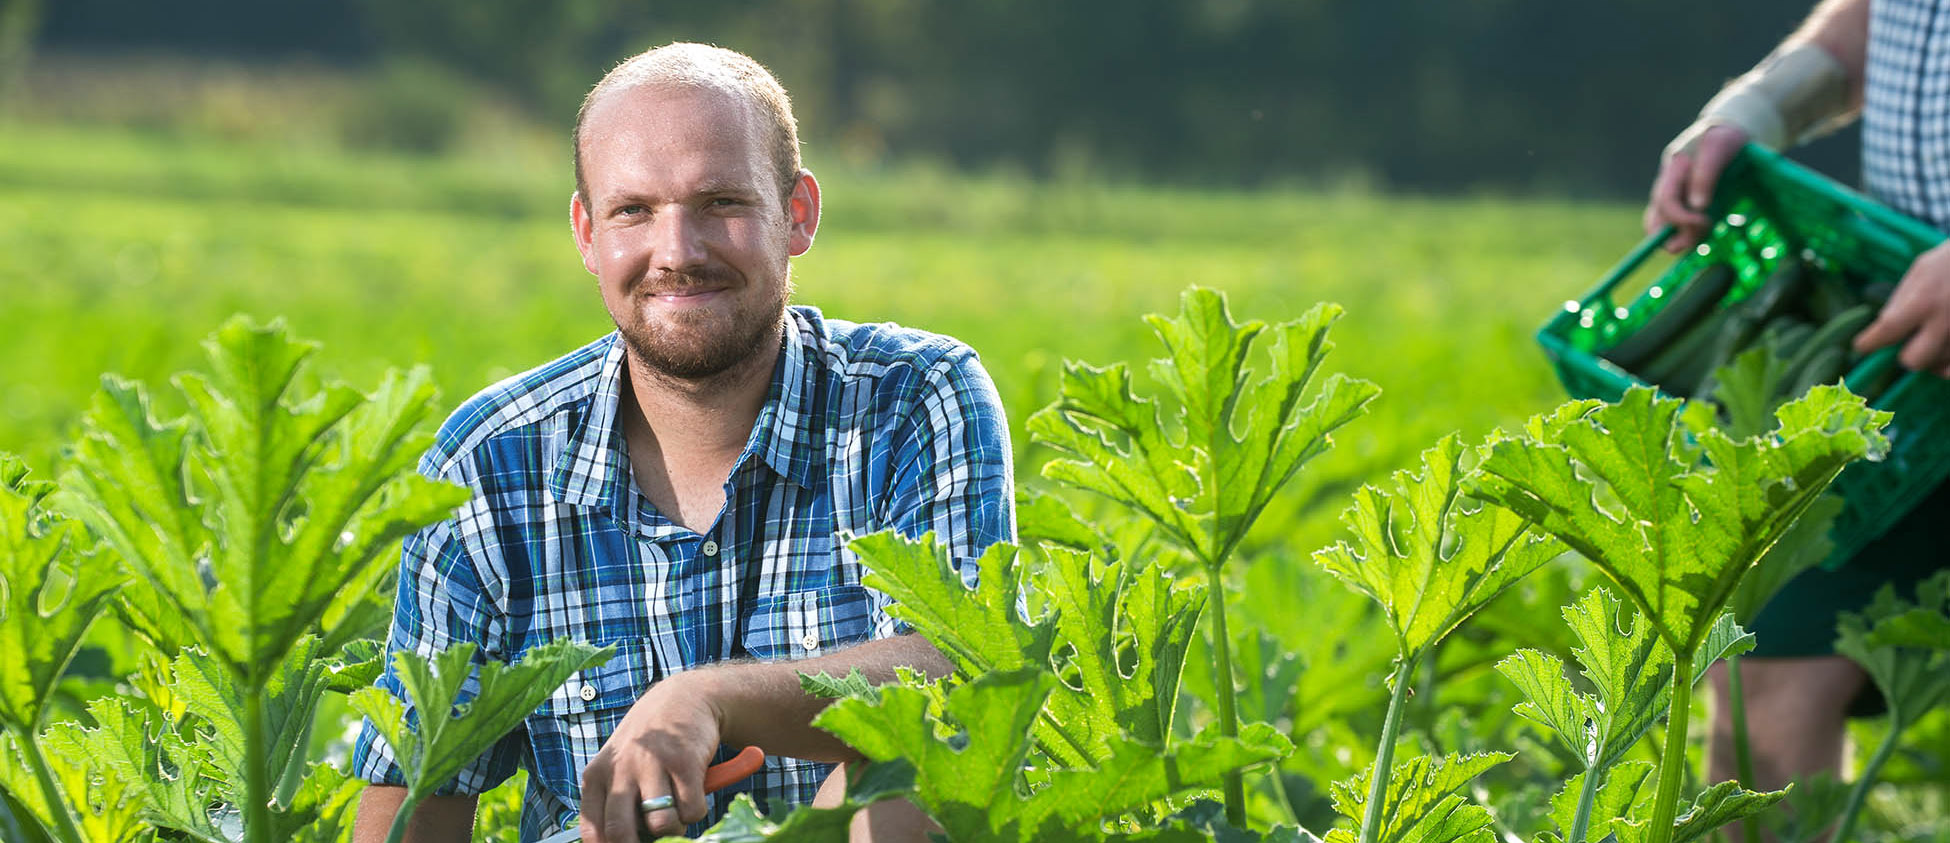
[786,170,821,257]
[570,191,599,276]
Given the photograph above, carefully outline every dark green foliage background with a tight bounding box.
[35,0,1859,196]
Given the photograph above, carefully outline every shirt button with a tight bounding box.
[801,632,819,651]
[579,685,598,702]
[701,540,719,557]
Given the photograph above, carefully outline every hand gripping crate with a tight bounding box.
[1537,143,1950,570]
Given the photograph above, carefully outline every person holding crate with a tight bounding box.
[1645,0,1950,818]
[347,43,1011,843]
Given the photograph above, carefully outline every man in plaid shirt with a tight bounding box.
[350,43,1012,843]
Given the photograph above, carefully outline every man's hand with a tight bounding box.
[1855,241,1950,376]
[574,635,950,841]
[1645,124,1750,254]
[579,670,726,841]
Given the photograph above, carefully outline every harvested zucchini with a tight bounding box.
[1692,261,1809,398]
[1743,259,1810,323]
[1602,262,1735,370]
[1762,318,1818,362]
[1782,304,1875,380]
[1782,344,1851,400]
[1638,307,1738,396]
[1802,269,1864,323]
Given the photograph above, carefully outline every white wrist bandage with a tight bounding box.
[1667,42,1851,158]
[1703,42,1851,147]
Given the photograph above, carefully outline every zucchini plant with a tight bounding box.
[734,291,1896,843]
[352,641,610,843]
[1312,435,1565,843]
[0,318,605,843]
[1497,590,1760,843]
[1025,288,1379,825]
[0,455,127,843]
[691,289,1377,840]
[794,447,1311,837]
[1467,385,1890,843]
[1703,345,1848,842]
[0,298,1923,843]
[1829,571,1950,843]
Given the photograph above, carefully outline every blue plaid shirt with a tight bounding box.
[351,306,1014,840]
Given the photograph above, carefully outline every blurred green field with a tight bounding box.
[0,123,1635,555]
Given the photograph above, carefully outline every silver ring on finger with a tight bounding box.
[640,794,676,815]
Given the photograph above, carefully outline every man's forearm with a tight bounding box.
[1684,0,1870,153]
[683,634,952,762]
[351,786,478,843]
[1789,0,1870,107]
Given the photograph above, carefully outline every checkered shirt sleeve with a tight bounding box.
[351,458,525,796]
[870,347,1015,633]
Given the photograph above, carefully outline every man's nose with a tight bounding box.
[649,206,709,272]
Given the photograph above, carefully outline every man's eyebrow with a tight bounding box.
[597,181,760,209]
[600,190,655,209]
[691,179,762,197]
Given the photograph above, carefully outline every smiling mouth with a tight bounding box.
[647,288,726,302]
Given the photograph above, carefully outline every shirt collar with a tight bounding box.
[547,311,827,515]
[547,335,632,512]
[747,308,825,490]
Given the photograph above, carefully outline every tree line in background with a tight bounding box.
[27,0,1858,196]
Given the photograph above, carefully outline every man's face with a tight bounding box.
[571,84,818,383]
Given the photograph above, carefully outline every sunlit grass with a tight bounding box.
[0,124,1639,552]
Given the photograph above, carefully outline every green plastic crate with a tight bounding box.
[1537,143,1950,570]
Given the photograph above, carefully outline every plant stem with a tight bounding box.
[1567,760,1605,843]
[1647,650,1697,843]
[1206,560,1246,828]
[1833,717,1902,843]
[1419,642,1439,731]
[244,684,273,843]
[1357,656,1417,843]
[12,726,87,843]
[1265,764,1300,828]
[1726,656,1760,843]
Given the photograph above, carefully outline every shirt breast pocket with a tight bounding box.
[741,584,876,661]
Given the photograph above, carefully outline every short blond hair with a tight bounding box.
[573,43,802,206]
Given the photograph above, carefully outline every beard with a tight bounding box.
[615,265,790,382]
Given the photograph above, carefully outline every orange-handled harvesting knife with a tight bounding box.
[701,745,766,792]
[537,746,766,843]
